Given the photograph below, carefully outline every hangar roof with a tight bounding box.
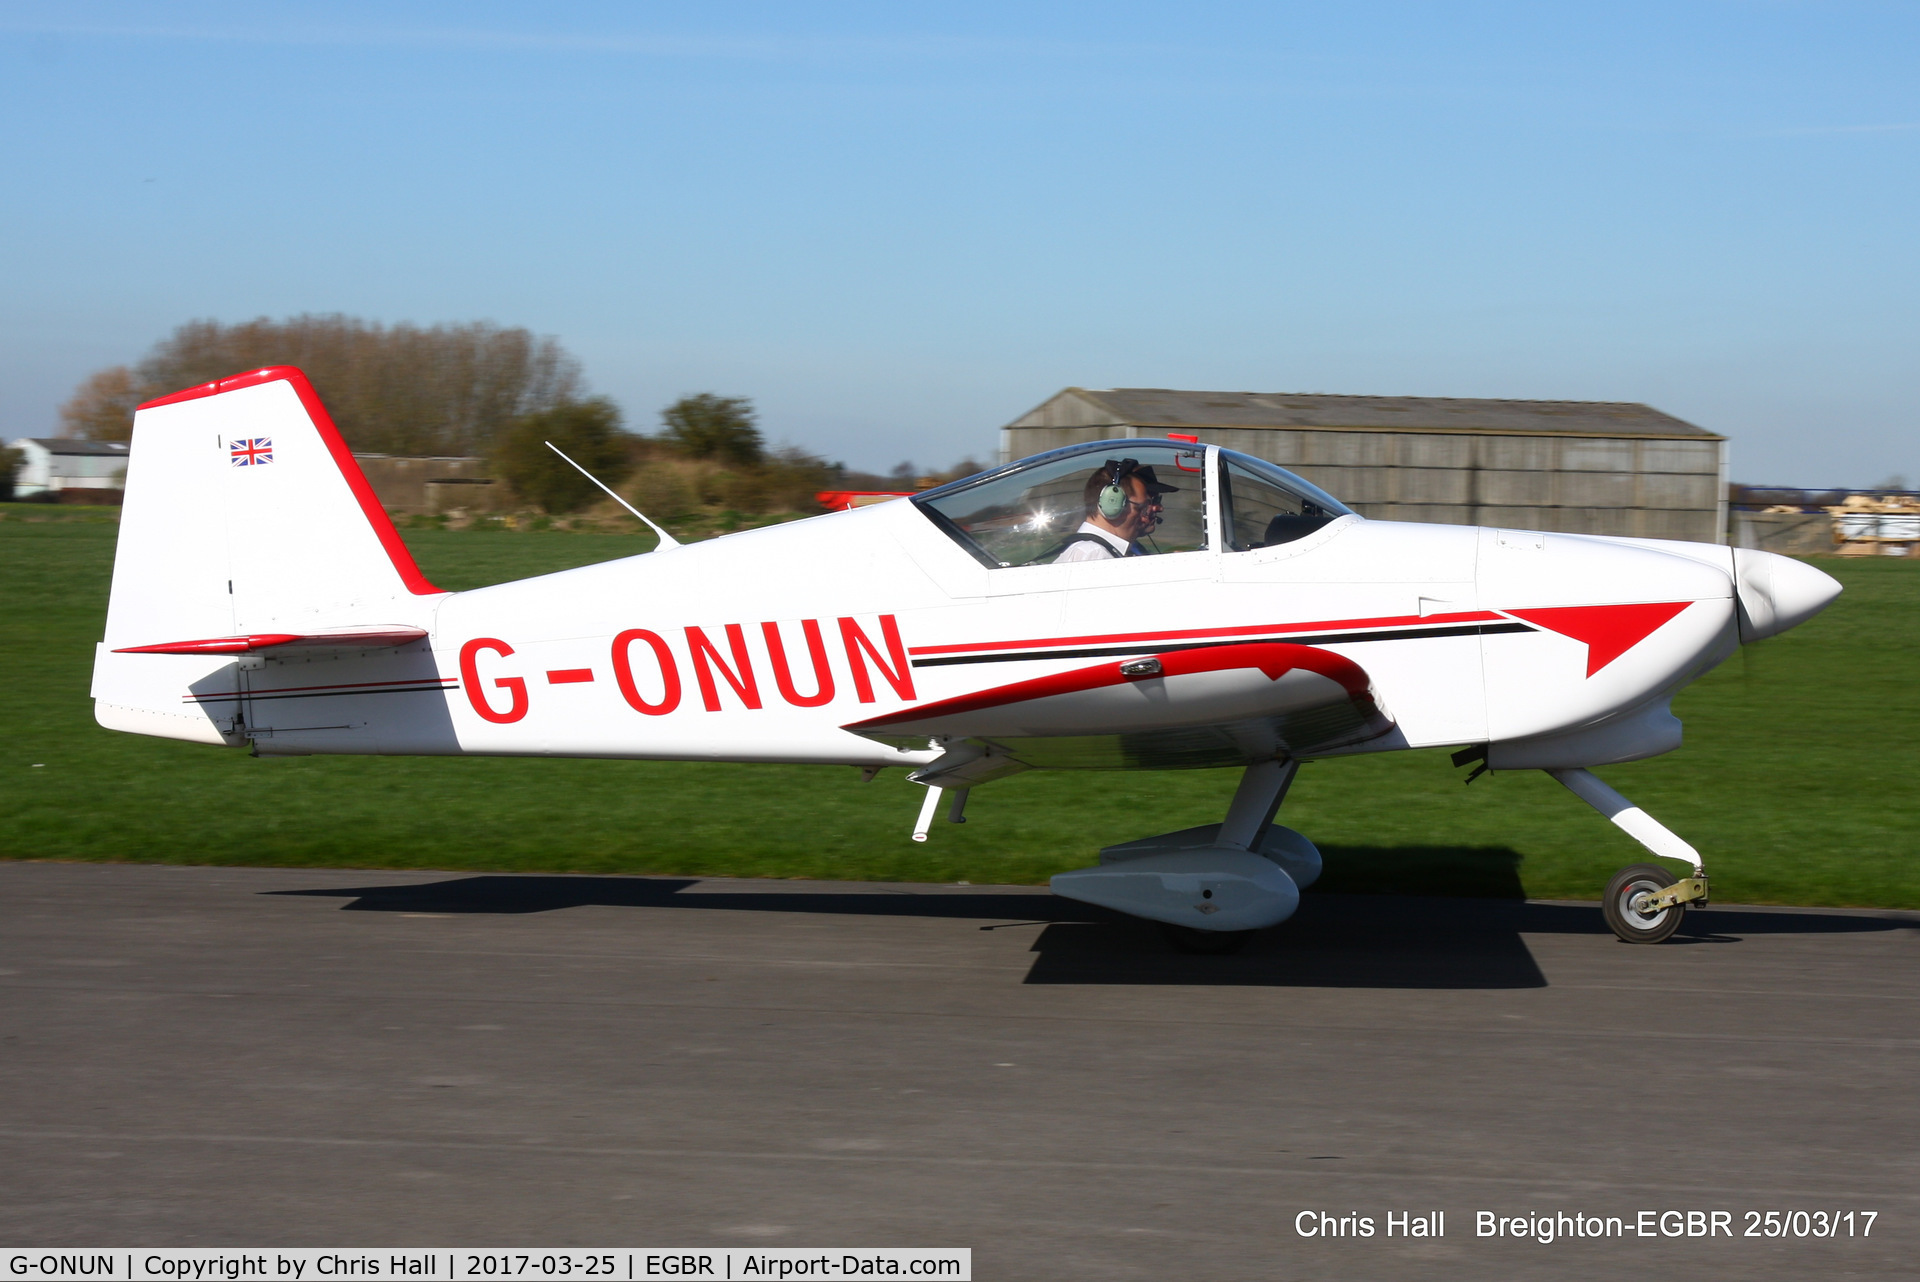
[14,438,133,456]
[1018,389,1722,440]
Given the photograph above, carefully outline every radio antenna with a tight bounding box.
[544,441,682,550]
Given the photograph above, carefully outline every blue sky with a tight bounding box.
[2,2,1915,481]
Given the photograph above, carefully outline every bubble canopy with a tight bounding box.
[913,439,1353,570]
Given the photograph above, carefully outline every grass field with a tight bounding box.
[3,515,1915,906]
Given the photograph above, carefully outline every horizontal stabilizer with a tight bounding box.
[115,626,428,655]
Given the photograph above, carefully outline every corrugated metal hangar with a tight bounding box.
[1002,388,1729,543]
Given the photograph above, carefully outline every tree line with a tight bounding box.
[51,316,950,518]
[59,315,584,456]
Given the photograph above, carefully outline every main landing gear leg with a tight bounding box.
[1548,767,1708,945]
[1162,758,1302,956]
[1219,757,1300,851]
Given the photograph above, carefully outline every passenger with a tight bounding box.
[1051,459,1177,561]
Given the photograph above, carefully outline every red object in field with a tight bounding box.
[815,490,918,512]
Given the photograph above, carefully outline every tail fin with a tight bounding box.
[93,366,446,744]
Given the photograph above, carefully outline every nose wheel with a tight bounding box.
[1547,768,1710,946]
[1601,863,1686,944]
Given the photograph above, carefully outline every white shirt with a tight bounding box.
[1052,520,1134,562]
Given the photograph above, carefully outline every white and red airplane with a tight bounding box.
[92,367,1841,950]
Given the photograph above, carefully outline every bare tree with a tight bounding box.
[58,366,143,442]
[60,315,585,455]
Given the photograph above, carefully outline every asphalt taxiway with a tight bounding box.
[1,861,1914,1279]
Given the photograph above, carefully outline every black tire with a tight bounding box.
[1163,924,1253,955]
[1601,863,1685,944]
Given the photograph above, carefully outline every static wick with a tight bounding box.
[543,441,682,550]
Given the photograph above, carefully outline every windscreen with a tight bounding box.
[916,441,1208,567]
[1218,450,1354,551]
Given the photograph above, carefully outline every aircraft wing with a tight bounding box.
[843,642,1393,786]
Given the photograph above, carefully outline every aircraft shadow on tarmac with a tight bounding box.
[271,870,1910,992]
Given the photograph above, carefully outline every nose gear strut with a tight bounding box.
[1548,767,1710,943]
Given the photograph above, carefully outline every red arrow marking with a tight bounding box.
[1504,602,1693,676]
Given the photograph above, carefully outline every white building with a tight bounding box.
[8,438,132,496]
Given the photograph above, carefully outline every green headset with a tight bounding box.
[1098,458,1139,521]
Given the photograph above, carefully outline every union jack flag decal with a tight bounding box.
[230,438,273,467]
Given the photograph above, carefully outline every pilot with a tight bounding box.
[1051,459,1178,561]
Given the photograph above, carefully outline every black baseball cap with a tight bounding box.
[1105,458,1179,496]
